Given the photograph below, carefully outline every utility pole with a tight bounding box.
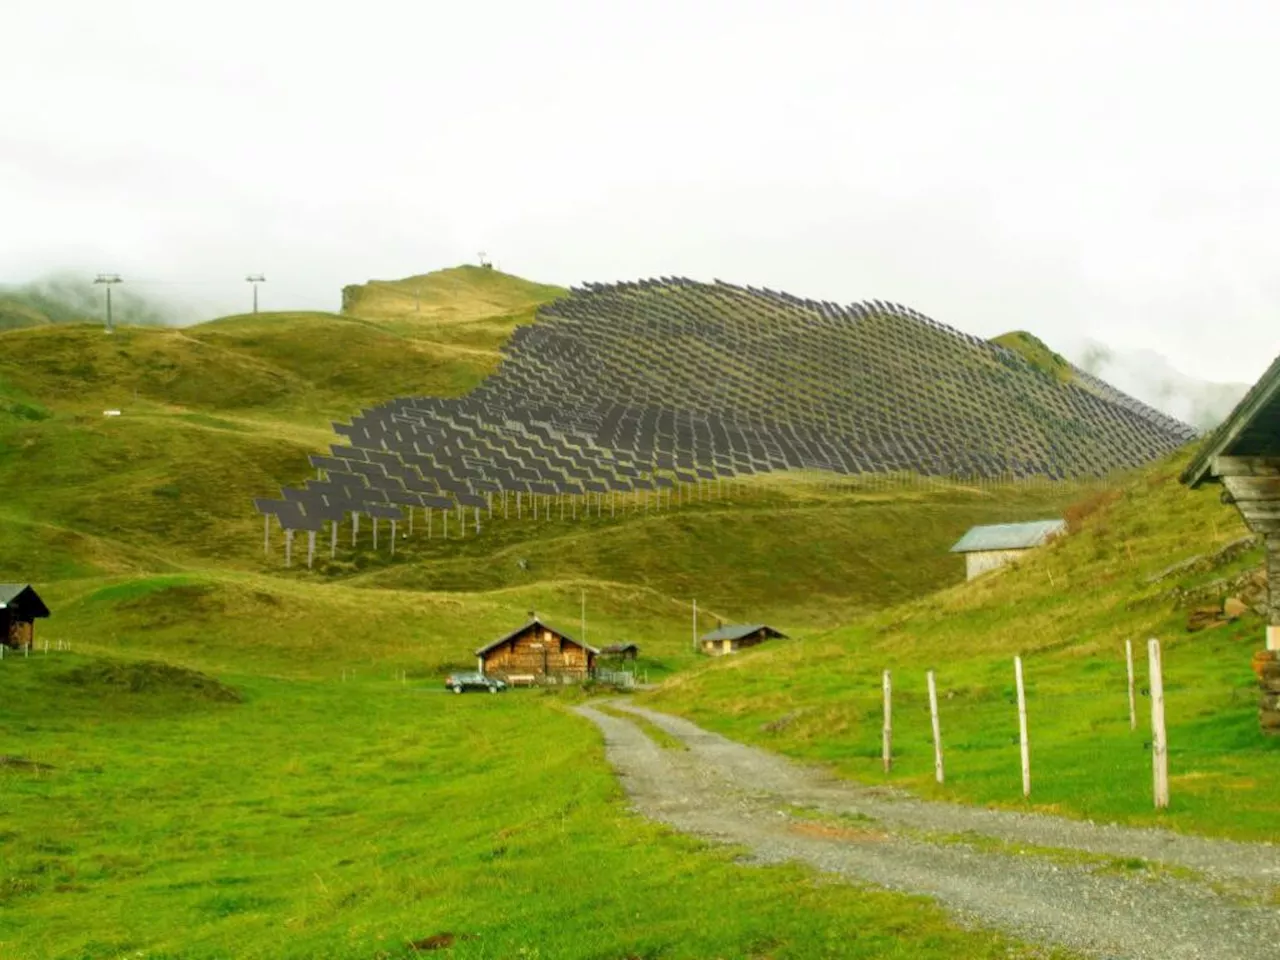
[245,274,266,314]
[94,274,122,333]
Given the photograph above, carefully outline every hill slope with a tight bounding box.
[645,450,1279,840]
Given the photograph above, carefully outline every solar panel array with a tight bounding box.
[255,278,1195,560]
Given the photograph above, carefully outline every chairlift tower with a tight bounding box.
[93,274,122,334]
[246,274,266,314]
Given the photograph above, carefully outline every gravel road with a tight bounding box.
[576,701,1280,960]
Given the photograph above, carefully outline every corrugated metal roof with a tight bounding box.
[949,520,1066,554]
[475,617,599,657]
[699,623,785,643]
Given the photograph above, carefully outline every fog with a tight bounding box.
[3,0,1278,399]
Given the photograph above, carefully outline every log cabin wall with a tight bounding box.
[3,615,33,649]
[480,624,591,678]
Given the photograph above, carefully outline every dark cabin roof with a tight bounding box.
[475,617,600,657]
[0,584,50,618]
[600,643,639,654]
[950,519,1066,553]
[699,623,785,643]
[1183,352,1280,488]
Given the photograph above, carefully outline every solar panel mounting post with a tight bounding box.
[390,519,397,556]
[330,519,338,558]
[307,530,316,569]
[285,529,293,568]
[263,515,270,557]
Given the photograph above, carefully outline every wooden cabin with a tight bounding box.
[476,617,598,681]
[950,519,1066,580]
[699,624,785,656]
[599,642,639,662]
[0,584,50,649]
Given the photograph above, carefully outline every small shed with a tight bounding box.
[599,642,639,661]
[0,584,50,649]
[950,520,1067,580]
[475,617,598,681]
[699,624,785,657]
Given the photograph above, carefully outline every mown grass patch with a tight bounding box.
[0,657,1066,960]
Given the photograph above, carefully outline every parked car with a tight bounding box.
[444,672,507,694]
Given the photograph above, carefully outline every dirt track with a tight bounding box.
[576,701,1280,960]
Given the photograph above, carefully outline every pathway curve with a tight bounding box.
[575,701,1280,960]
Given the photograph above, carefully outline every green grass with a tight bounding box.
[592,702,688,749]
[0,261,1263,955]
[645,451,1280,841]
[0,655,1069,960]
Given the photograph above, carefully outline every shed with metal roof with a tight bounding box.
[950,520,1066,580]
[475,616,598,681]
[698,623,786,657]
[0,584,50,650]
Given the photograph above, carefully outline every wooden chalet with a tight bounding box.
[599,642,639,661]
[476,617,598,681]
[699,623,785,656]
[0,584,50,650]
[1182,355,1280,734]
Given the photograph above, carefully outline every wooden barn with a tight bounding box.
[950,519,1066,580]
[0,584,50,650]
[476,617,598,681]
[699,623,785,656]
[599,642,639,661]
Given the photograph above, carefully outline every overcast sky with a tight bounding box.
[2,0,1277,384]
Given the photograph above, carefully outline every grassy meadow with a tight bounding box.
[646,452,1280,841]
[0,265,1096,958]
[2,263,1271,957]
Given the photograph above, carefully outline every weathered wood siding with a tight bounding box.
[480,624,592,678]
[2,614,33,649]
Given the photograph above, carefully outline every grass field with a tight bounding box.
[645,451,1280,841]
[0,263,1269,957]
[1,655,1077,960]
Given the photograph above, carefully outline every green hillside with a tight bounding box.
[1,264,1254,958]
[645,450,1279,841]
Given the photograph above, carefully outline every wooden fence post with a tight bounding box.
[882,670,892,773]
[1015,655,1030,798]
[927,670,944,784]
[1148,638,1169,809]
[1126,639,1137,731]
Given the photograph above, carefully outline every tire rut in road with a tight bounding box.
[576,702,1280,960]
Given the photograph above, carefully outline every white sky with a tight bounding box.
[2,0,1278,384]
